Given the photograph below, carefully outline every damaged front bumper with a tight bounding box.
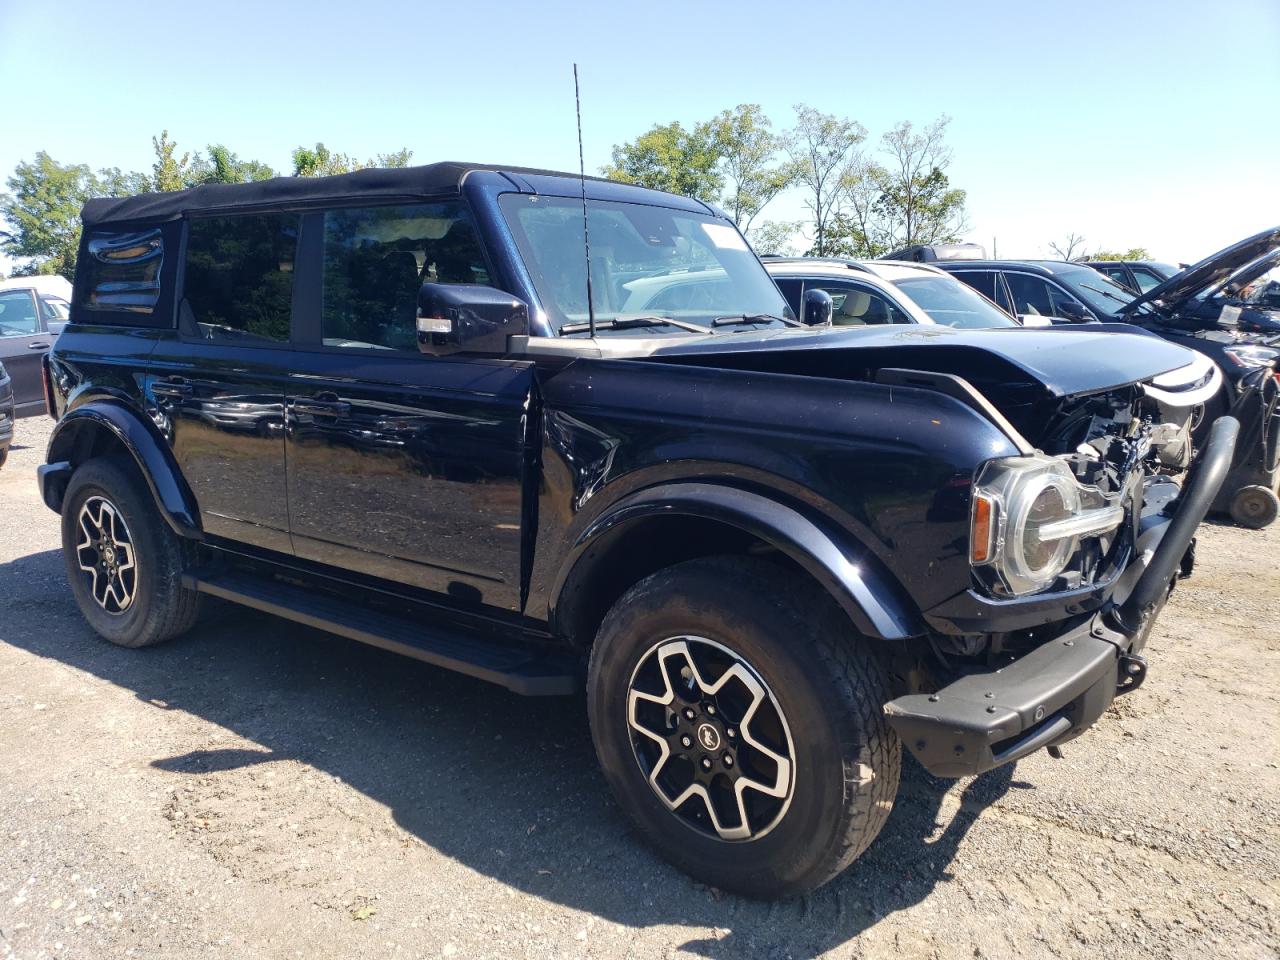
[885,416,1239,778]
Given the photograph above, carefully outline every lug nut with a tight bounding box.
[700,757,712,771]
[683,707,696,721]
[726,728,736,739]
[680,735,692,748]
[705,704,716,716]
[724,755,734,768]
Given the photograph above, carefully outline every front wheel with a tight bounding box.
[61,457,202,647]
[587,556,900,899]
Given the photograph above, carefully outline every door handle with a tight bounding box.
[291,399,351,418]
[152,380,193,399]
[27,342,50,350]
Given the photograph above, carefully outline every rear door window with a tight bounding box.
[0,290,40,336]
[951,270,1012,313]
[182,214,300,343]
[319,202,488,351]
[1130,267,1164,293]
[1101,267,1137,292]
[1002,272,1056,317]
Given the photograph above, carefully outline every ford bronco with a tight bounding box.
[39,163,1236,898]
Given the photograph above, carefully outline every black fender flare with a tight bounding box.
[554,482,924,642]
[41,401,202,537]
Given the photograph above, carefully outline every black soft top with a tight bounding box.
[80,161,594,227]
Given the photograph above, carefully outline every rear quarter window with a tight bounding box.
[73,222,180,328]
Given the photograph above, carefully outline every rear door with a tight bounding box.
[283,201,534,614]
[147,212,299,554]
[0,288,54,415]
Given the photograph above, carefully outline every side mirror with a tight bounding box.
[1055,300,1094,323]
[417,282,528,356]
[802,288,833,326]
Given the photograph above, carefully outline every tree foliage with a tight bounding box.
[291,142,413,178]
[1,153,101,278]
[1088,246,1152,261]
[704,105,797,231]
[602,122,723,203]
[785,105,867,258]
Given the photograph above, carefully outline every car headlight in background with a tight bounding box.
[970,455,1125,597]
[1222,344,1279,369]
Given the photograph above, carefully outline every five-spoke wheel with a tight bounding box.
[75,495,137,614]
[627,636,794,841]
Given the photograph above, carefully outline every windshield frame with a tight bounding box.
[497,192,793,337]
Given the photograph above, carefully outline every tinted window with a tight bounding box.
[772,277,803,315]
[1102,267,1137,292]
[40,296,70,321]
[183,214,299,343]
[79,228,163,313]
[1131,268,1164,293]
[0,290,39,337]
[1003,272,1056,317]
[321,202,488,351]
[805,280,910,326]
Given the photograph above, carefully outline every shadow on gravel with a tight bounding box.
[1,547,1016,959]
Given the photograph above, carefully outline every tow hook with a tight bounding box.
[1116,653,1148,695]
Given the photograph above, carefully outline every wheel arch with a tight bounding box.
[42,402,201,537]
[550,482,925,649]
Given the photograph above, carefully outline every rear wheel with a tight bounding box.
[1230,484,1279,529]
[61,457,202,647]
[587,556,899,899]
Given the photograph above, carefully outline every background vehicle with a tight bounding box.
[941,246,1280,527]
[0,284,64,417]
[764,257,1018,329]
[1082,260,1181,295]
[878,242,987,262]
[0,361,13,469]
[40,163,1232,899]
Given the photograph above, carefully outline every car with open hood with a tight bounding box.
[39,163,1234,899]
[938,247,1280,528]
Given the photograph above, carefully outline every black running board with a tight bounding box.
[182,571,579,696]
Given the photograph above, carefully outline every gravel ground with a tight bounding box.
[1,413,1277,960]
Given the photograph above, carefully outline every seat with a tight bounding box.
[834,290,871,326]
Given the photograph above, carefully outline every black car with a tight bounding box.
[0,284,65,418]
[39,162,1234,899]
[938,255,1280,527]
[1082,260,1181,296]
[0,360,13,469]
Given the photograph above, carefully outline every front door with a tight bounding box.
[0,288,55,416]
[283,201,533,613]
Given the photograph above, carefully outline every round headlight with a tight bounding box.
[1004,471,1079,591]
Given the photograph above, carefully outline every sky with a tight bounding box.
[1,0,1278,268]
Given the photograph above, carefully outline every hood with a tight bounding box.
[644,323,1198,400]
[1122,225,1280,320]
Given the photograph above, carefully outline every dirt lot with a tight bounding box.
[1,413,1277,960]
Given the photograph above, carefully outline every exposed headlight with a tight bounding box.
[1223,344,1279,369]
[970,455,1124,597]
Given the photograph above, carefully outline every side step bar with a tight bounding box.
[182,571,580,697]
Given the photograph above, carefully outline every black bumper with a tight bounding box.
[886,416,1239,778]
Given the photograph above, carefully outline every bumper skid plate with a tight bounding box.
[885,619,1122,778]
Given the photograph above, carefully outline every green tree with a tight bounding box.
[197,144,277,184]
[705,105,797,231]
[291,143,413,177]
[747,220,803,256]
[602,121,723,202]
[785,105,867,257]
[150,130,199,192]
[1089,246,1152,261]
[0,152,100,279]
[869,117,968,251]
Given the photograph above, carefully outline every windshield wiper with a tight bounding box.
[1079,282,1131,306]
[711,313,800,328]
[558,315,710,336]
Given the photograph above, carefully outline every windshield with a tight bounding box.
[1051,264,1135,316]
[893,276,1017,328]
[499,194,792,335]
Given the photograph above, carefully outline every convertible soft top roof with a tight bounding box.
[80,161,599,228]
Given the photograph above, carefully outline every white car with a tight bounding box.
[762,257,1033,329]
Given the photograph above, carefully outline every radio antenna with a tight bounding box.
[573,63,596,338]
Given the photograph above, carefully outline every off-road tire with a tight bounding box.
[1229,484,1279,529]
[61,457,202,647]
[587,555,900,899]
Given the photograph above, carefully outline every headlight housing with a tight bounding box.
[1223,344,1279,369]
[970,454,1125,597]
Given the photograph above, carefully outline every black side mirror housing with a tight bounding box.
[802,288,834,326]
[1055,300,1094,323]
[417,283,529,356]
